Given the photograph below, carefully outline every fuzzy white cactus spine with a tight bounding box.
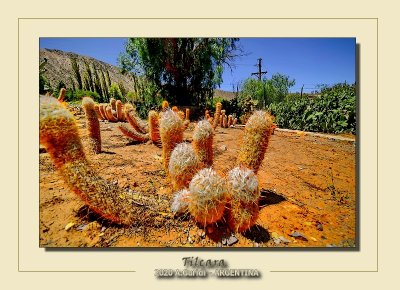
[237,110,274,174]
[171,189,191,214]
[227,166,260,232]
[188,168,227,225]
[159,109,184,175]
[168,143,200,191]
[82,97,101,154]
[192,120,213,167]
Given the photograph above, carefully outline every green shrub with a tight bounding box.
[65,89,101,102]
[268,83,356,134]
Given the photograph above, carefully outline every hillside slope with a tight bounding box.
[40,48,135,92]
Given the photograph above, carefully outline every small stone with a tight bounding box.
[217,242,222,247]
[188,237,194,244]
[273,238,281,245]
[227,234,238,246]
[289,231,308,241]
[101,227,106,232]
[316,221,323,231]
[219,145,227,151]
[279,236,290,244]
[254,242,259,247]
[222,237,227,245]
[321,235,327,240]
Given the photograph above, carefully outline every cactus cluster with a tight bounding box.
[120,102,190,145]
[168,110,273,234]
[40,96,136,225]
[208,103,237,129]
[42,92,273,238]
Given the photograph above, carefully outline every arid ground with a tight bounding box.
[39,110,356,248]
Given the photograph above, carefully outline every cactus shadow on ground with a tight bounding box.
[99,150,116,155]
[242,224,271,243]
[258,189,286,208]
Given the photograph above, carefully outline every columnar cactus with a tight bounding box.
[116,100,124,121]
[172,106,179,113]
[237,110,274,174]
[94,104,103,120]
[168,143,200,191]
[105,105,118,122]
[57,88,66,102]
[159,110,184,175]
[99,104,108,120]
[118,125,150,142]
[223,115,228,128]
[228,115,233,127]
[124,103,148,133]
[188,168,228,225]
[192,120,213,167]
[148,110,160,144]
[185,108,190,121]
[227,167,260,232]
[233,117,238,126]
[162,100,169,111]
[212,102,222,129]
[178,110,185,120]
[39,96,135,225]
[82,97,101,154]
[110,98,116,111]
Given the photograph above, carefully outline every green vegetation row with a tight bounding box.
[268,83,356,134]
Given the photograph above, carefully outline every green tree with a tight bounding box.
[108,83,123,100]
[69,76,76,92]
[239,73,295,108]
[100,70,109,100]
[70,56,82,90]
[92,65,102,96]
[270,73,296,102]
[83,61,94,92]
[118,38,240,107]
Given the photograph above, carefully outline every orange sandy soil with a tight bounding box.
[39,112,356,248]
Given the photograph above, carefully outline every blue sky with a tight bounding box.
[40,37,355,93]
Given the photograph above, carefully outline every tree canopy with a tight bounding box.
[118,38,240,107]
[239,73,296,107]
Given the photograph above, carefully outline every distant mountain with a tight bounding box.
[213,89,237,101]
[40,48,136,92]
